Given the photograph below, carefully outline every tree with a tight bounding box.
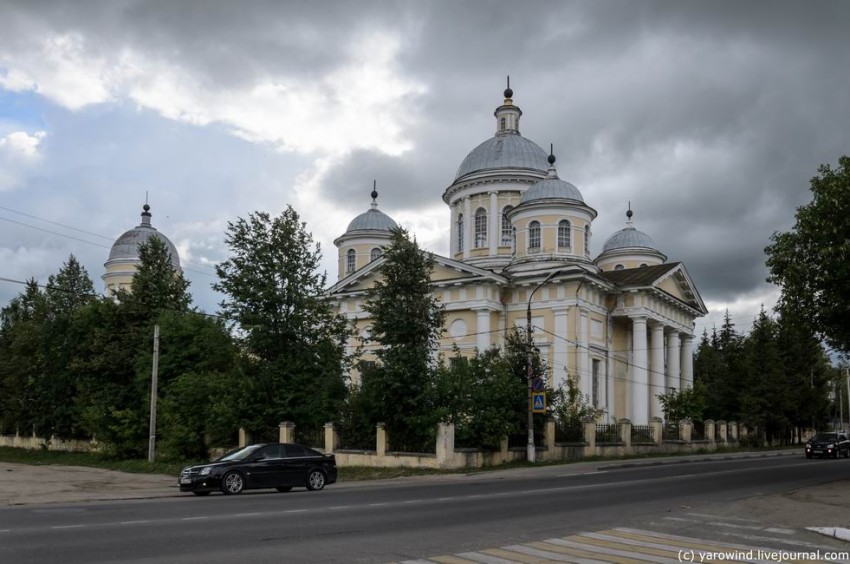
[360,228,444,451]
[214,207,350,435]
[766,156,850,354]
[657,383,706,423]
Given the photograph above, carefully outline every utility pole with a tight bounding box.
[845,367,849,432]
[147,324,160,463]
[525,269,562,463]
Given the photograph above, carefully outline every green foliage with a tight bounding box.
[436,346,526,450]
[214,206,350,434]
[357,228,444,452]
[766,155,850,354]
[550,375,599,427]
[657,383,706,423]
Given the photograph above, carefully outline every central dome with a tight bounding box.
[108,205,180,269]
[454,135,550,181]
[345,208,398,232]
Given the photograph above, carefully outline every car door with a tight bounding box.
[245,445,282,488]
[280,444,309,486]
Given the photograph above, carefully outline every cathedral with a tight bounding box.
[328,86,707,425]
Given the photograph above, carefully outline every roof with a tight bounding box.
[599,262,678,286]
[345,208,398,232]
[601,226,660,253]
[520,176,585,204]
[107,206,180,268]
[454,134,550,181]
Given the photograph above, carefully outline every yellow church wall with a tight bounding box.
[658,277,687,302]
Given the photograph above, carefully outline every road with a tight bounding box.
[2,454,849,563]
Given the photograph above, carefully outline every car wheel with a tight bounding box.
[192,491,211,497]
[806,453,812,459]
[306,469,326,491]
[221,471,245,495]
[275,486,292,493]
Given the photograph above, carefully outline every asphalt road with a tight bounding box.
[1,455,848,563]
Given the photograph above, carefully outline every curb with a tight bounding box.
[806,527,850,543]
[596,450,800,471]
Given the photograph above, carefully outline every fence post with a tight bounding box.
[650,417,663,446]
[716,420,728,447]
[728,421,739,443]
[279,421,295,443]
[324,422,338,453]
[582,416,596,457]
[238,428,251,447]
[705,419,715,445]
[619,418,632,453]
[500,436,509,464]
[680,419,693,443]
[436,422,455,468]
[740,424,748,440]
[544,418,556,461]
[376,422,387,456]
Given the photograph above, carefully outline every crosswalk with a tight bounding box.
[398,523,850,563]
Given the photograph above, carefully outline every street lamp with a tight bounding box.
[525,269,563,462]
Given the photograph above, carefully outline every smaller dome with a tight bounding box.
[108,205,180,268]
[520,177,585,204]
[601,226,659,253]
[345,208,398,232]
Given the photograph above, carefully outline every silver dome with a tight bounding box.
[601,227,659,253]
[520,177,585,204]
[345,208,398,232]
[107,206,180,268]
[455,135,550,181]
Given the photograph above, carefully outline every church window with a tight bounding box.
[640,263,647,268]
[371,247,382,261]
[457,213,464,252]
[584,225,591,257]
[528,220,541,250]
[614,264,625,271]
[474,207,487,248]
[512,227,516,254]
[346,249,356,274]
[592,359,600,408]
[500,117,506,131]
[558,220,571,249]
[501,206,513,245]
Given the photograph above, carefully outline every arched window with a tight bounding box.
[640,263,648,268]
[371,247,382,261]
[584,225,591,257]
[346,249,356,273]
[528,220,541,251]
[500,117,506,131]
[614,264,625,271]
[558,219,571,249]
[512,227,517,254]
[501,206,513,246]
[474,207,487,248]
[457,213,464,252]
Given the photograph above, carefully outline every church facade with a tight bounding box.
[328,86,707,425]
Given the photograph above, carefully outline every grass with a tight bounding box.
[0,442,802,480]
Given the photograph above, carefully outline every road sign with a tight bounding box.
[532,377,545,392]
[532,392,546,413]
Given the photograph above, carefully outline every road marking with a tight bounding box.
[369,502,389,507]
[437,497,455,501]
[662,516,699,523]
[0,529,10,533]
[284,509,307,513]
[119,520,150,525]
[707,521,794,535]
[684,512,758,522]
[51,524,85,530]
[181,516,208,521]
[328,506,350,510]
[404,499,424,504]
[234,512,262,517]
[716,532,827,550]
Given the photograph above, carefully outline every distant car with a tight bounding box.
[179,443,337,496]
[805,432,850,459]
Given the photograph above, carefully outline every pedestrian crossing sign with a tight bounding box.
[532,392,546,413]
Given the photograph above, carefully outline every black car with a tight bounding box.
[805,432,850,459]
[179,443,337,496]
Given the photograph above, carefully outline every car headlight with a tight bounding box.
[827,444,835,449]
[200,466,212,476]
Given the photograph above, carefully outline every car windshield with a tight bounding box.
[216,445,263,462]
[811,433,837,442]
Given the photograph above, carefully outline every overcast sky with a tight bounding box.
[1,0,848,339]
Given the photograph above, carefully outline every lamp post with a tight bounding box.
[526,269,562,462]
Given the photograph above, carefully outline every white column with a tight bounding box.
[649,323,665,419]
[666,331,680,393]
[578,311,590,401]
[552,307,568,391]
[680,334,694,390]
[474,308,491,352]
[463,197,472,260]
[450,202,458,256]
[489,191,499,255]
[605,316,615,422]
[630,316,649,424]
